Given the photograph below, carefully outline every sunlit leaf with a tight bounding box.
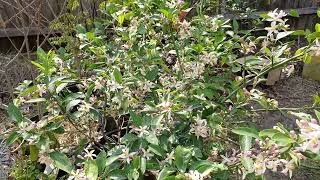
[49,151,74,173]
[85,159,98,180]
[174,146,192,172]
[232,127,259,138]
[276,31,294,41]
[6,131,19,145]
[113,68,123,83]
[289,9,299,17]
[25,98,46,103]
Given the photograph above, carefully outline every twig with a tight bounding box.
[0,102,8,110]
[216,135,240,146]
[221,49,310,104]
[11,140,24,153]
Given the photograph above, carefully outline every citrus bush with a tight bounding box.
[5,0,320,179]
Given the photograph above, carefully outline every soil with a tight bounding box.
[250,76,320,130]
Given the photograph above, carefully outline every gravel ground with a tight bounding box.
[250,75,320,130]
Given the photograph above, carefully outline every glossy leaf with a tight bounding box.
[49,151,74,173]
[113,68,123,83]
[25,98,46,103]
[272,133,294,145]
[276,31,293,40]
[96,150,107,174]
[259,129,280,138]
[240,135,252,151]
[7,103,24,123]
[289,9,299,17]
[56,83,68,93]
[174,146,192,172]
[85,159,98,180]
[232,127,259,138]
[6,131,19,145]
[157,167,175,180]
[66,99,82,112]
[140,157,146,174]
[130,110,143,126]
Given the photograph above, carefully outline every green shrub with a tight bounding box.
[5,0,320,179]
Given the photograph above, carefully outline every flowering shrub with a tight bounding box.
[4,0,320,179]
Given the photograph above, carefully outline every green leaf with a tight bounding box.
[128,168,140,180]
[241,156,254,172]
[291,30,305,36]
[318,8,320,17]
[140,157,146,174]
[130,110,143,126]
[85,159,98,180]
[260,13,269,19]
[109,169,127,179]
[37,48,47,62]
[118,13,125,26]
[56,83,68,93]
[49,151,74,173]
[19,85,38,96]
[315,23,320,33]
[174,146,192,172]
[66,99,82,112]
[105,154,121,166]
[303,53,312,63]
[30,145,39,161]
[146,66,159,81]
[259,129,279,138]
[276,31,293,40]
[240,135,252,151]
[159,8,173,20]
[146,133,159,145]
[233,19,239,31]
[193,161,227,176]
[113,68,123,83]
[289,9,299,17]
[132,156,141,169]
[289,111,313,121]
[157,167,175,180]
[85,83,95,102]
[31,61,45,72]
[232,127,259,138]
[148,144,165,157]
[25,98,46,103]
[96,150,107,174]
[7,103,24,123]
[6,131,19,145]
[272,133,294,145]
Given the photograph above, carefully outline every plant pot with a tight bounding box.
[302,55,320,81]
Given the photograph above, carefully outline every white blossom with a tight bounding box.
[190,116,210,139]
[185,170,204,180]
